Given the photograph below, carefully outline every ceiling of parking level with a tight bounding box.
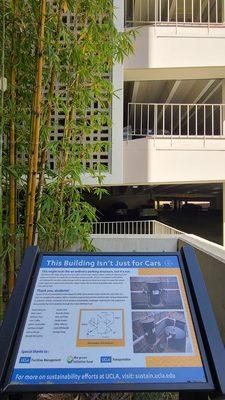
[109,183,222,199]
[124,79,222,119]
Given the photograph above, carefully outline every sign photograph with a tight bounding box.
[7,253,208,388]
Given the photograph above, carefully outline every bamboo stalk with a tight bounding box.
[24,3,41,247]
[0,0,6,320]
[25,0,46,247]
[34,0,63,245]
[24,89,38,248]
[8,0,19,296]
[54,106,75,250]
[33,72,54,246]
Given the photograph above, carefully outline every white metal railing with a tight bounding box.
[92,220,183,235]
[125,0,225,26]
[152,220,184,234]
[125,103,225,138]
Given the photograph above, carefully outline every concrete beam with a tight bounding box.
[161,80,181,103]
[192,79,215,103]
[124,67,225,82]
[157,80,182,122]
[131,81,140,103]
[174,79,215,131]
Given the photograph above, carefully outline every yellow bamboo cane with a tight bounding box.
[34,0,63,245]
[25,0,46,247]
[8,0,19,296]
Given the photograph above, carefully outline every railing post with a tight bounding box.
[163,104,165,135]
[155,0,159,22]
[179,105,181,136]
[147,0,150,22]
[171,104,173,137]
[154,104,158,136]
[127,103,130,135]
[200,0,202,23]
[204,105,206,136]
[175,0,178,28]
[216,0,218,23]
[208,0,210,27]
[91,220,184,237]
[222,0,225,23]
[195,105,198,136]
[222,80,225,135]
[134,103,136,135]
[125,0,222,26]
[132,0,135,23]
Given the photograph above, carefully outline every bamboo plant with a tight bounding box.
[0,0,135,319]
[0,0,6,321]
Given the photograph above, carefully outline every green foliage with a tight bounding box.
[0,0,135,306]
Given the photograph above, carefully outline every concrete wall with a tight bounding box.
[90,234,178,252]
[124,137,225,185]
[178,236,225,343]
[125,26,225,70]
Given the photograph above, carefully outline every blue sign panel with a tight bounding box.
[9,254,206,386]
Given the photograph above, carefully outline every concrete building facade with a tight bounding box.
[93,0,225,243]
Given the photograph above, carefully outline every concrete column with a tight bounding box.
[222,79,225,135]
[223,183,225,246]
[114,0,124,31]
[174,199,178,211]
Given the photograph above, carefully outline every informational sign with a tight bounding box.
[9,254,206,386]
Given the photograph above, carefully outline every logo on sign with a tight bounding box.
[164,260,174,267]
[19,357,31,364]
[67,356,74,363]
[100,356,112,363]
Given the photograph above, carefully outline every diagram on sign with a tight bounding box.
[87,311,115,336]
[77,309,125,347]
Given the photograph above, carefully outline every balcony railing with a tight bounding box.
[125,102,225,138]
[92,220,184,235]
[125,0,225,26]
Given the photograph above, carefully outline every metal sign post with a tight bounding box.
[0,246,224,399]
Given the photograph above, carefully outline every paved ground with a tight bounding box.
[159,211,222,245]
